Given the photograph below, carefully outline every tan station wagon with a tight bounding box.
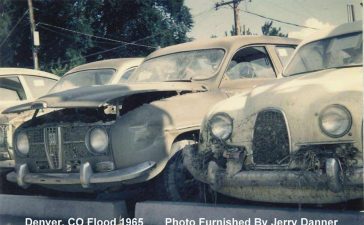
[3,36,299,200]
[184,21,363,204]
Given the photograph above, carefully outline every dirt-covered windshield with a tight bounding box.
[284,32,362,76]
[128,49,225,82]
[49,69,115,93]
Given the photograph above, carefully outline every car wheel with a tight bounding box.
[159,150,212,202]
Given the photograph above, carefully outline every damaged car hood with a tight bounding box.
[3,82,207,114]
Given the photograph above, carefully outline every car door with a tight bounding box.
[219,45,294,96]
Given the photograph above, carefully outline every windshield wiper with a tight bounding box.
[287,63,362,76]
[164,80,192,82]
[286,68,330,76]
[164,78,192,82]
[327,64,362,69]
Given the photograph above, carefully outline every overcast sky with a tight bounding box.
[185,0,363,40]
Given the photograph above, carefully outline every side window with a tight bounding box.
[118,67,136,83]
[225,46,276,80]
[275,46,296,67]
[23,76,58,98]
[0,76,27,101]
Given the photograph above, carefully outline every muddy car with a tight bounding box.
[0,68,59,169]
[49,58,143,94]
[0,59,142,171]
[3,36,299,200]
[184,21,363,204]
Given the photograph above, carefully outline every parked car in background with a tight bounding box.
[184,21,363,204]
[49,58,144,94]
[0,58,143,171]
[3,36,299,200]
[0,68,59,169]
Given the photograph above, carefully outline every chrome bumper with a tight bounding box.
[0,160,15,168]
[7,161,156,188]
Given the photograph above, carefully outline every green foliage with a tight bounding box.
[261,21,287,37]
[0,0,193,75]
[225,24,255,36]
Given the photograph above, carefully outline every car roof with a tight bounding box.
[299,21,362,46]
[0,68,59,80]
[146,36,301,60]
[65,58,144,75]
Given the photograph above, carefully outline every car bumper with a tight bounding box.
[7,161,156,188]
[183,144,364,203]
[0,160,15,168]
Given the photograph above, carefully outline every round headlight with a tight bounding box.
[16,132,29,155]
[319,105,352,138]
[87,127,109,154]
[209,113,233,140]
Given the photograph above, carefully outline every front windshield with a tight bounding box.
[284,32,362,76]
[128,49,225,82]
[49,69,115,93]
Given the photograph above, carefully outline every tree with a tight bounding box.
[0,0,29,67]
[95,0,193,60]
[0,0,193,75]
[225,24,255,36]
[261,21,287,37]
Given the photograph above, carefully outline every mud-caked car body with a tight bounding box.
[184,21,363,204]
[0,59,141,171]
[3,36,299,199]
[0,68,59,169]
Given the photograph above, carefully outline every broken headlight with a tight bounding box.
[319,105,352,138]
[16,132,29,155]
[209,113,233,140]
[86,127,109,154]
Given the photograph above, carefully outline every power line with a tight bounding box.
[192,7,215,18]
[38,22,158,49]
[215,0,244,36]
[56,45,128,65]
[38,25,120,47]
[264,0,311,20]
[0,10,29,48]
[241,9,318,30]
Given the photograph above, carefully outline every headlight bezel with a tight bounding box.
[318,104,352,138]
[208,112,233,141]
[85,126,110,155]
[16,131,30,156]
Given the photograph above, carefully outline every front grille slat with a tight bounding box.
[252,110,290,165]
[44,127,62,170]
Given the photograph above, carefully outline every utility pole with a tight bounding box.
[215,0,243,36]
[27,0,39,70]
[347,4,356,22]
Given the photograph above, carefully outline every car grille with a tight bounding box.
[252,110,290,164]
[19,124,112,173]
[44,127,62,169]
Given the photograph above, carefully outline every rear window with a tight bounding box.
[23,76,58,98]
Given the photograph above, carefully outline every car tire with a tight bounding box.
[157,149,213,202]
